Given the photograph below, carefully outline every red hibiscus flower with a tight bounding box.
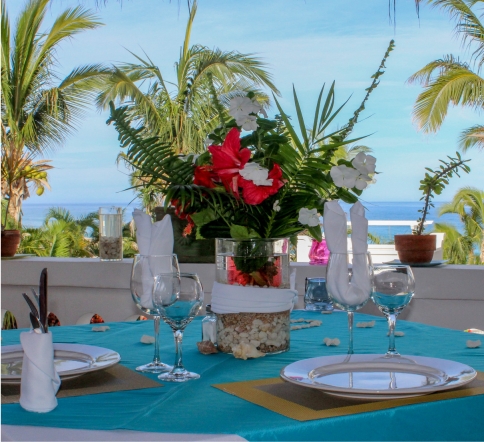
[208,128,251,196]
[240,163,285,205]
[194,165,216,188]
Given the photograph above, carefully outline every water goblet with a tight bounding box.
[371,264,415,356]
[326,251,373,354]
[130,254,179,373]
[155,272,203,382]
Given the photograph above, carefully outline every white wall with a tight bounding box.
[1,257,483,330]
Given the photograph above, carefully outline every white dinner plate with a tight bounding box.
[280,354,477,400]
[1,343,121,384]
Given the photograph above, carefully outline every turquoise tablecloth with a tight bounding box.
[2,311,484,441]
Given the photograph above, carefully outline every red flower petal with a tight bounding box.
[194,165,216,188]
[240,163,284,205]
[208,128,251,193]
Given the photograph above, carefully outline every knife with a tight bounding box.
[29,312,42,332]
[39,268,48,333]
[22,293,40,321]
[30,288,39,307]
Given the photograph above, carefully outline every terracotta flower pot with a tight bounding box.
[1,229,21,257]
[394,234,436,264]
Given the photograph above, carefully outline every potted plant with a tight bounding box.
[394,152,471,264]
[1,196,21,257]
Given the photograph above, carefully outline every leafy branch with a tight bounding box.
[414,151,471,235]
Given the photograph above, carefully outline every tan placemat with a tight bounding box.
[213,371,484,421]
[1,364,163,404]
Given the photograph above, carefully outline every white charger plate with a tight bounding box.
[1,343,121,384]
[280,354,477,400]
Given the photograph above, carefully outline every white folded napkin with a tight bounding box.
[19,330,61,413]
[211,282,298,314]
[323,201,370,308]
[133,209,175,308]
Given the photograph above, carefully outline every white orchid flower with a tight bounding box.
[229,97,261,120]
[235,114,258,131]
[330,165,360,188]
[239,162,273,186]
[273,200,281,212]
[298,208,320,227]
[352,152,377,175]
[354,175,369,190]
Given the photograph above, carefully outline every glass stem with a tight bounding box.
[347,311,354,355]
[386,313,399,355]
[172,329,185,374]
[153,316,161,364]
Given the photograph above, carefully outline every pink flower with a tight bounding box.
[208,128,251,196]
[240,163,284,205]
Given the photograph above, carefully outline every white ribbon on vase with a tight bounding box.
[323,201,370,308]
[211,271,297,314]
[132,209,175,309]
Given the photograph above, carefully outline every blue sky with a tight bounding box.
[7,0,484,206]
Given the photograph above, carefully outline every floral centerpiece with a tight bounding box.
[108,40,392,355]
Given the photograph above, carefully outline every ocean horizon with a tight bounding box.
[19,201,462,243]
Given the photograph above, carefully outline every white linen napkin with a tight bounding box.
[211,282,298,314]
[323,201,370,307]
[133,209,174,308]
[19,330,61,413]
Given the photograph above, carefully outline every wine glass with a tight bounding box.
[130,254,179,373]
[371,265,415,356]
[154,272,203,382]
[326,251,373,354]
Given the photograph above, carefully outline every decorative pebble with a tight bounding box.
[466,340,481,348]
[197,341,218,354]
[140,335,155,344]
[231,342,266,360]
[290,319,322,331]
[387,331,405,337]
[323,337,340,346]
[92,325,110,332]
[99,236,123,260]
[356,321,375,328]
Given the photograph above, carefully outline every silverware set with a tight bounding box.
[22,268,48,333]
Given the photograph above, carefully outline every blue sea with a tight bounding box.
[20,201,461,243]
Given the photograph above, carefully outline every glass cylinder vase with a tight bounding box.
[215,238,291,355]
[99,207,123,261]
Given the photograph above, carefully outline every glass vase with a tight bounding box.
[99,207,123,261]
[215,238,291,355]
[308,239,330,265]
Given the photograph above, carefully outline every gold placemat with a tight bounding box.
[1,364,163,404]
[213,371,484,421]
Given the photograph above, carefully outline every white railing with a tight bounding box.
[297,221,443,263]
[2,257,483,332]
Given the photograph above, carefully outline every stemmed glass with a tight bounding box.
[371,265,415,356]
[326,251,373,354]
[154,272,203,382]
[130,254,180,373]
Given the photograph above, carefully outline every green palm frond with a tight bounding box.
[458,124,484,151]
[428,0,484,66]
[412,64,484,132]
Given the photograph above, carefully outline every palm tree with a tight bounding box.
[434,186,484,263]
[1,0,107,225]
[408,0,484,152]
[19,207,98,257]
[96,0,279,155]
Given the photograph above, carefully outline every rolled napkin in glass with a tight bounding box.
[19,330,61,413]
[132,209,174,309]
[323,200,370,307]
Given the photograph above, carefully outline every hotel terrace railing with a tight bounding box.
[2,256,483,333]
